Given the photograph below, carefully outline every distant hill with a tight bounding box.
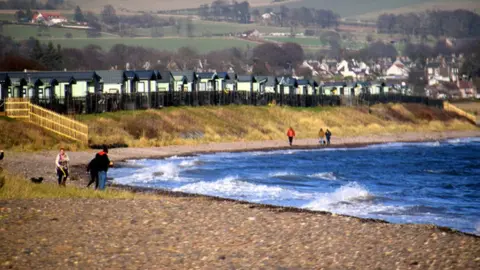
[68,0,480,18]
[274,0,480,18]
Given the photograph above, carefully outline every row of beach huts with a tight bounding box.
[0,70,411,101]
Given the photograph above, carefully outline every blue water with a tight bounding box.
[109,137,480,234]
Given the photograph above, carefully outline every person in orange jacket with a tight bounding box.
[286,127,295,146]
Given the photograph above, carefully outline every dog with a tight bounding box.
[30,177,44,184]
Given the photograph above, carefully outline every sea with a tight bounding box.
[109,137,480,235]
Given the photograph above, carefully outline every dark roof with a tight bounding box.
[124,71,138,80]
[171,71,195,82]
[156,71,172,83]
[297,79,310,86]
[216,72,230,80]
[135,70,156,80]
[266,76,278,87]
[0,73,9,84]
[197,72,217,80]
[255,76,268,83]
[310,80,319,87]
[322,82,346,87]
[226,73,237,83]
[96,70,126,84]
[277,76,297,87]
[237,75,256,82]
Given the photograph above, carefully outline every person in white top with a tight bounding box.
[55,148,69,186]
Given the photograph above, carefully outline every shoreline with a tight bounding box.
[2,130,480,185]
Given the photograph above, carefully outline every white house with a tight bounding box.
[386,59,410,78]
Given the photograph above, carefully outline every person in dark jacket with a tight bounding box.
[96,145,112,190]
[86,157,99,189]
[325,129,332,145]
[0,150,4,160]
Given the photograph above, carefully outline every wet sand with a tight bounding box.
[1,130,480,269]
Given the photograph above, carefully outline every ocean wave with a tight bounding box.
[173,175,312,202]
[303,182,372,210]
[446,137,480,145]
[309,172,338,181]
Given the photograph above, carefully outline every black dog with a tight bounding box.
[30,177,44,184]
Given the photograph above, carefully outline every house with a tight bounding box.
[296,79,311,95]
[123,71,139,93]
[215,72,230,92]
[277,76,298,95]
[32,12,68,25]
[196,72,217,91]
[225,73,237,91]
[96,70,126,94]
[252,76,267,93]
[171,71,196,92]
[457,80,477,98]
[156,71,172,92]
[321,82,346,96]
[242,29,261,39]
[236,75,256,92]
[135,70,157,93]
[386,58,410,78]
[255,76,278,93]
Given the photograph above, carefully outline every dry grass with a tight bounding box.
[0,116,83,152]
[451,101,480,118]
[1,104,477,151]
[0,170,156,199]
[79,103,478,148]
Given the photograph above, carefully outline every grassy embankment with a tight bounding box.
[0,103,477,152]
[0,171,148,199]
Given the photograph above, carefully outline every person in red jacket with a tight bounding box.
[286,127,296,146]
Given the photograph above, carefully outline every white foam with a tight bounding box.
[475,222,480,236]
[309,172,338,181]
[179,159,200,168]
[269,171,296,177]
[446,137,480,145]
[173,175,312,202]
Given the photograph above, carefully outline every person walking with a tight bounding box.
[286,127,296,146]
[326,129,332,145]
[318,128,326,145]
[96,145,111,190]
[55,148,69,186]
[86,157,99,189]
[0,150,4,160]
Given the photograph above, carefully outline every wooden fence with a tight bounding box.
[5,98,89,144]
[443,101,477,124]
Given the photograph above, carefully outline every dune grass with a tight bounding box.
[78,103,478,148]
[0,171,149,200]
[1,103,477,151]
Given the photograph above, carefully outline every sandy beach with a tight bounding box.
[1,130,480,269]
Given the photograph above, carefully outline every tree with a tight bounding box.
[14,10,26,22]
[281,42,304,67]
[74,6,85,22]
[101,5,118,25]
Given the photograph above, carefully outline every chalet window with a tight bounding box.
[137,82,145,92]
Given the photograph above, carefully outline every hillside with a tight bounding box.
[67,0,480,17]
[0,104,476,151]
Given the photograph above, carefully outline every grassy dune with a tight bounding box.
[79,103,477,148]
[0,171,144,199]
[0,104,477,151]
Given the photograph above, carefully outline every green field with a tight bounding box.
[264,37,326,47]
[43,37,258,53]
[2,24,90,39]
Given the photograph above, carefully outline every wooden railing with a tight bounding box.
[443,101,477,124]
[5,98,89,144]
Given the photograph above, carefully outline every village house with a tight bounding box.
[96,70,126,94]
[386,58,410,78]
[32,12,68,25]
[156,71,173,92]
